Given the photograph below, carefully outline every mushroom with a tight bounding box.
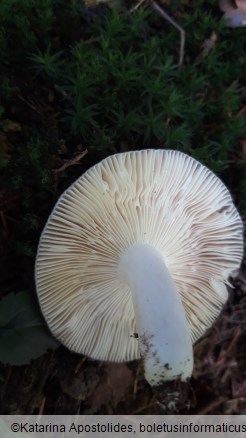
[35,149,243,391]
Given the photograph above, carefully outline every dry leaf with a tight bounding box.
[235,0,246,12]
[219,0,246,26]
[88,363,133,412]
[196,31,218,61]
[60,374,87,401]
[219,0,235,12]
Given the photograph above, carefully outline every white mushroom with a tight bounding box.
[35,149,243,388]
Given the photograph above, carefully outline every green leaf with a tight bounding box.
[0,290,59,365]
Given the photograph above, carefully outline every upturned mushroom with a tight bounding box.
[35,149,243,391]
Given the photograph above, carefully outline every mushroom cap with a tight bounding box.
[35,150,243,361]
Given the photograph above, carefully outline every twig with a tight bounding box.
[74,356,87,375]
[130,0,145,12]
[216,327,241,366]
[53,149,88,173]
[17,94,40,113]
[38,397,46,416]
[151,1,185,65]
[52,149,88,194]
[223,327,241,355]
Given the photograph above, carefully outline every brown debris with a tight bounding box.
[52,149,88,193]
[195,32,218,62]
[52,149,88,174]
[86,363,133,413]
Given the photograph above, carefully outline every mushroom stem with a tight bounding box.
[118,243,193,387]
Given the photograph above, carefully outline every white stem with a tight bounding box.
[118,243,193,386]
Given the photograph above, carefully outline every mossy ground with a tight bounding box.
[0,0,245,413]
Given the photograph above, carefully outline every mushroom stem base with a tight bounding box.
[153,378,191,413]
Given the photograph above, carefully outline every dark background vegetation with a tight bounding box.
[0,0,245,414]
